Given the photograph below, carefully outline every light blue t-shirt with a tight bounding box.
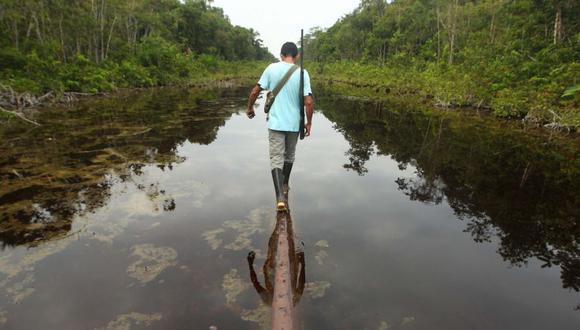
[258,62,312,132]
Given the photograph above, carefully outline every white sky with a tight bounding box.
[212,0,361,56]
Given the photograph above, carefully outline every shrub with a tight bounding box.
[114,60,154,88]
[0,47,26,71]
[60,54,115,92]
[23,51,63,93]
[492,89,528,118]
[198,54,219,73]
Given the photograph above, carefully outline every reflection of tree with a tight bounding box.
[328,102,383,175]
[0,87,240,248]
[320,94,580,294]
[343,139,374,175]
[395,173,445,205]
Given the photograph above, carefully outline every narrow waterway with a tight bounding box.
[0,87,578,329]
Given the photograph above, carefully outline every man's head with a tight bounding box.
[280,42,299,60]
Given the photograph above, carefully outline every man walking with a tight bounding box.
[246,42,314,211]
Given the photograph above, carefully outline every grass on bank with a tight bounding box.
[310,61,580,128]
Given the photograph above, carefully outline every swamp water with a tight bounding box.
[0,87,579,330]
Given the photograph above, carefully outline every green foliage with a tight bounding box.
[2,78,39,94]
[60,54,115,93]
[22,52,64,93]
[113,61,154,88]
[491,89,528,118]
[136,35,183,85]
[0,47,26,71]
[198,54,219,72]
[0,0,275,95]
[562,85,580,99]
[305,0,579,125]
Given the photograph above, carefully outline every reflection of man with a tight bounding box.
[246,214,306,306]
[246,42,314,211]
[247,251,305,305]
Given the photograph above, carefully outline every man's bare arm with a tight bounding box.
[293,251,306,305]
[304,95,314,136]
[247,251,266,294]
[246,85,262,119]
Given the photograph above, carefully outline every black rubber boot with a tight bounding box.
[282,162,293,195]
[271,168,287,211]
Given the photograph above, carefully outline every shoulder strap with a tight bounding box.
[272,65,299,97]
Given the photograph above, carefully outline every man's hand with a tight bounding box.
[305,122,312,137]
[246,107,255,119]
[304,95,314,137]
[247,251,256,265]
[246,85,262,119]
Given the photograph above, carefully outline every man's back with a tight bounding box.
[258,62,312,132]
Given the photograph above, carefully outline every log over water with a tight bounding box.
[248,207,305,330]
[272,210,298,330]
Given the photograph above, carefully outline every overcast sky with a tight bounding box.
[212,0,360,56]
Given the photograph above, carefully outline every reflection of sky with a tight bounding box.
[1,106,578,329]
[172,111,578,328]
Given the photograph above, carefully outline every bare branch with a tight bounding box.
[0,106,41,126]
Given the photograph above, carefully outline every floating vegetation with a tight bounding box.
[0,86,575,328]
[0,240,69,280]
[0,239,71,305]
[378,320,389,330]
[305,281,331,299]
[221,266,272,328]
[202,229,225,250]
[401,316,416,327]
[314,240,329,248]
[0,88,237,248]
[314,250,329,266]
[5,273,35,304]
[222,268,249,305]
[0,88,254,327]
[206,208,295,327]
[87,211,132,245]
[240,304,271,330]
[168,180,210,208]
[121,192,165,217]
[97,312,162,330]
[314,240,330,265]
[126,244,178,284]
[202,208,273,253]
[222,208,271,251]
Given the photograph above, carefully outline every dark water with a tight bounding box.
[0,87,579,329]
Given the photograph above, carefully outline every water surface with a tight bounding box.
[0,87,578,329]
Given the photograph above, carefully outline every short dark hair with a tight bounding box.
[281,42,298,58]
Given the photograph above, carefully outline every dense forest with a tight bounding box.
[305,0,580,127]
[0,0,273,96]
